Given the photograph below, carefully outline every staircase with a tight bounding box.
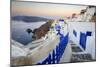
[69,40,93,62]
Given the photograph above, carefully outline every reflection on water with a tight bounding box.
[11,21,46,45]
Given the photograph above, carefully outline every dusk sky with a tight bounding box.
[12,1,88,19]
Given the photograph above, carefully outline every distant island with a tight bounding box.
[12,16,52,22]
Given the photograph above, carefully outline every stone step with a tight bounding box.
[71,46,83,52]
[71,53,92,62]
[70,43,76,46]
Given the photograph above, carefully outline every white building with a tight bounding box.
[76,6,96,22]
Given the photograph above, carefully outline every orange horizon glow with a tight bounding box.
[12,1,88,18]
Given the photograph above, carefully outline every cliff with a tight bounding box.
[33,20,54,39]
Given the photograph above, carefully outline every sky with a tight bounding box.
[12,1,88,19]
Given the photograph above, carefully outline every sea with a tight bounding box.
[11,21,46,45]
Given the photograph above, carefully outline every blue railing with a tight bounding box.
[80,31,92,50]
[37,33,69,64]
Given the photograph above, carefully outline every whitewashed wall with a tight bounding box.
[68,22,95,59]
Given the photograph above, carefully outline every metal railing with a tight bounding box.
[37,33,69,64]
